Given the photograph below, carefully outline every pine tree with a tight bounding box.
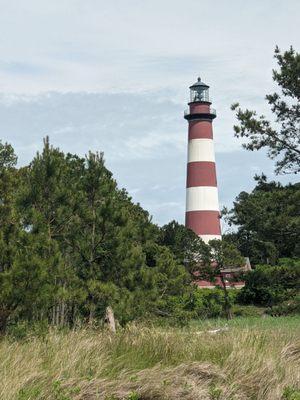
[17,138,81,325]
[0,141,20,330]
[223,176,300,264]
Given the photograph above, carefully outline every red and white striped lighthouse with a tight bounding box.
[184,77,221,244]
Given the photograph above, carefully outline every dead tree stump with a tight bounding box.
[105,306,116,333]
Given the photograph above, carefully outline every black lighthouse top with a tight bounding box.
[189,77,210,103]
[184,76,216,121]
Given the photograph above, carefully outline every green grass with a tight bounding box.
[0,316,299,400]
[191,315,300,330]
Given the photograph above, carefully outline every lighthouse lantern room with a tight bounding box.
[189,77,210,103]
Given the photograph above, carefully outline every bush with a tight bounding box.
[237,259,300,307]
[266,295,300,317]
[191,288,238,319]
[6,320,50,341]
[232,305,265,318]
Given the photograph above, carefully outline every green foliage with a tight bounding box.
[209,385,222,400]
[198,239,244,320]
[17,385,42,400]
[265,294,300,317]
[238,258,300,309]
[0,138,192,330]
[6,320,49,341]
[188,289,238,319]
[0,140,17,169]
[0,137,298,328]
[283,387,300,400]
[231,304,265,318]
[224,176,300,264]
[207,239,244,272]
[126,392,140,400]
[232,46,300,174]
[160,226,244,320]
[0,140,22,331]
[159,220,209,272]
[51,380,72,400]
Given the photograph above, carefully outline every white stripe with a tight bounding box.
[188,139,215,163]
[186,186,219,212]
[200,234,222,244]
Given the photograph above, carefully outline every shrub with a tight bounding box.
[6,320,50,341]
[266,295,300,316]
[191,289,238,319]
[237,259,300,307]
[232,305,265,318]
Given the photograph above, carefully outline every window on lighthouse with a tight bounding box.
[190,87,209,103]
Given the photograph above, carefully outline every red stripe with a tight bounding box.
[189,103,210,114]
[189,121,213,140]
[186,162,217,187]
[185,210,221,236]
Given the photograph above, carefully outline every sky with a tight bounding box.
[0,0,299,230]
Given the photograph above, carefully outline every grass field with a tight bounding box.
[1,317,299,400]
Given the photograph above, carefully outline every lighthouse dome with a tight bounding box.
[189,77,209,89]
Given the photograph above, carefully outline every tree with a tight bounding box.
[64,150,120,322]
[199,239,244,320]
[223,175,300,265]
[159,220,210,273]
[231,46,300,174]
[0,141,19,273]
[16,138,83,326]
[0,141,21,330]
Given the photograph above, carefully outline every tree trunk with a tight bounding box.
[220,275,232,320]
[51,305,55,325]
[60,301,66,326]
[55,304,60,326]
[0,307,10,333]
[105,306,116,333]
[88,303,95,325]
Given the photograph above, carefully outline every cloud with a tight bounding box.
[1,91,297,227]
[0,0,299,225]
[0,0,299,93]
[0,90,240,166]
[0,61,49,76]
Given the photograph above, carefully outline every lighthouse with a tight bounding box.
[184,77,221,244]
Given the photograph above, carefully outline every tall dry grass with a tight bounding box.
[0,317,299,400]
